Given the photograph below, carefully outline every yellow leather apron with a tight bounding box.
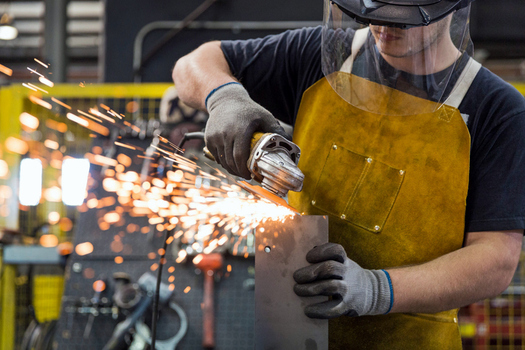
[289,57,479,348]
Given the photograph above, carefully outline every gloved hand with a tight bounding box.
[205,82,291,179]
[293,242,393,319]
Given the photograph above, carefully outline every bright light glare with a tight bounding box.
[19,158,42,206]
[0,159,8,178]
[62,158,90,206]
[0,25,18,41]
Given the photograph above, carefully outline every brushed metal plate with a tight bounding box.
[255,215,328,350]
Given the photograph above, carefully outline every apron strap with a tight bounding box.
[443,57,482,111]
[340,28,369,74]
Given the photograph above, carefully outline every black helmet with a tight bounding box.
[331,0,474,27]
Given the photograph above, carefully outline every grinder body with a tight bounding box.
[203,132,305,199]
[247,132,304,198]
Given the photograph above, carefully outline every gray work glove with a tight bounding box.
[293,242,393,319]
[205,83,291,179]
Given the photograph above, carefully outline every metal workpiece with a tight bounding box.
[248,133,305,197]
[255,215,328,350]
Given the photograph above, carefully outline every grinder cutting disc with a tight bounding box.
[237,180,301,215]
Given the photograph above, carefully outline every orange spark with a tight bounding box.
[184,286,191,293]
[5,137,28,154]
[44,187,62,202]
[175,250,187,263]
[27,67,43,77]
[117,153,132,167]
[26,83,48,94]
[77,109,102,123]
[51,97,71,109]
[75,242,94,256]
[0,64,13,76]
[114,141,136,150]
[107,109,122,119]
[115,256,124,264]
[0,160,8,178]
[19,112,39,130]
[126,101,139,113]
[137,155,155,160]
[34,58,49,68]
[92,154,118,167]
[22,83,38,91]
[45,119,68,133]
[59,217,74,232]
[148,217,164,225]
[93,280,106,292]
[87,198,98,209]
[39,76,54,87]
[192,254,204,265]
[104,212,121,224]
[89,108,116,123]
[29,95,52,109]
[44,139,59,150]
[40,234,58,248]
[67,113,89,127]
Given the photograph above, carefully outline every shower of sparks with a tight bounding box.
[95,136,296,261]
[0,60,297,297]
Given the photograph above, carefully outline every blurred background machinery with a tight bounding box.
[0,0,524,349]
[0,0,524,84]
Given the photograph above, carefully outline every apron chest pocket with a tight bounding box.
[312,143,405,233]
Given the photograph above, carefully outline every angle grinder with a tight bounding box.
[245,132,304,197]
[180,131,304,212]
[238,132,304,214]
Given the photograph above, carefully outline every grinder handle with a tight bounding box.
[249,132,264,150]
[203,132,265,163]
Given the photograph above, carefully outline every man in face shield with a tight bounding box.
[173,0,525,348]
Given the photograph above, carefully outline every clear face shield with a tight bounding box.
[322,0,472,116]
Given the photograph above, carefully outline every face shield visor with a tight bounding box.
[322,0,473,116]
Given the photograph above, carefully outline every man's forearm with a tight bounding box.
[172,41,238,111]
[388,230,522,314]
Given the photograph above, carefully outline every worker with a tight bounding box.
[173,0,525,348]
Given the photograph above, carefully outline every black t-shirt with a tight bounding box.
[221,26,525,233]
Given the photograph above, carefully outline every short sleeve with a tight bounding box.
[221,27,324,126]
[463,70,525,232]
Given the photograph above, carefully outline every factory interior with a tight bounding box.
[0,0,525,349]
